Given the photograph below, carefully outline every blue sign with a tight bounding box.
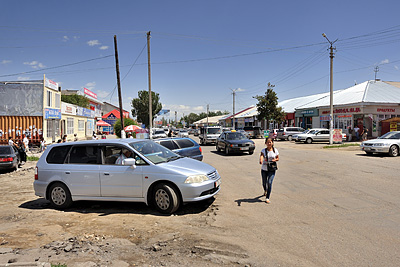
[158,109,170,115]
[44,108,61,119]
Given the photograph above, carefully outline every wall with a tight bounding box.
[0,116,43,145]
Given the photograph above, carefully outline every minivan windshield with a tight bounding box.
[130,140,181,164]
[207,128,221,134]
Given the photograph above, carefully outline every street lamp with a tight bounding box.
[322,33,337,145]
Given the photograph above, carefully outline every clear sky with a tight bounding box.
[1,0,399,121]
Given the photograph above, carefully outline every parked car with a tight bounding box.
[296,128,346,144]
[270,129,279,140]
[178,130,189,138]
[154,137,203,161]
[152,129,167,139]
[237,129,251,139]
[216,130,255,155]
[0,145,21,171]
[293,129,312,142]
[276,127,305,141]
[33,139,221,214]
[360,131,400,157]
[243,126,263,139]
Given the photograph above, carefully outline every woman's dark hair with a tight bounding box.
[265,137,275,153]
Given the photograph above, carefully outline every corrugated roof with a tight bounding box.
[194,115,226,124]
[296,80,400,109]
[278,92,330,113]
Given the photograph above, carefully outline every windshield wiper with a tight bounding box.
[167,156,182,162]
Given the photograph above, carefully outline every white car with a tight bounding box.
[178,130,189,138]
[360,131,400,157]
[296,128,346,144]
[152,129,167,139]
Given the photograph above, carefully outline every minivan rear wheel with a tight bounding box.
[287,135,293,141]
[49,183,72,209]
[153,183,180,214]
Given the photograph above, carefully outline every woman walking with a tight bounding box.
[259,138,279,204]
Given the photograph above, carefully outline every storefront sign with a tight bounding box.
[44,108,61,119]
[84,88,97,99]
[332,129,343,143]
[390,122,398,131]
[45,78,59,91]
[61,102,77,115]
[320,115,330,121]
[322,107,361,114]
[377,108,395,113]
[295,108,318,117]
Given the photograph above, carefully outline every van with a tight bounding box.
[243,126,263,138]
[33,139,221,214]
[276,127,305,141]
[199,126,222,145]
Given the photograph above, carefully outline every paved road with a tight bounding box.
[193,136,400,266]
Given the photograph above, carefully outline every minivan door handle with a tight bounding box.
[65,171,71,174]
[103,172,110,176]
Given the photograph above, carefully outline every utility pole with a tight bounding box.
[231,88,238,129]
[374,66,379,81]
[322,33,337,145]
[147,31,153,139]
[114,35,125,138]
[206,104,209,126]
[175,111,177,126]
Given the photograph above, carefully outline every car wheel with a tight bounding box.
[225,146,230,155]
[287,135,293,141]
[388,145,399,157]
[306,138,312,144]
[216,144,220,152]
[49,183,72,209]
[249,150,254,155]
[153,183,180,214]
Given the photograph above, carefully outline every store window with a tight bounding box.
[67,118,74,135]
[55,94,61,109]
[78,120,84,132]
[47,91,52,107]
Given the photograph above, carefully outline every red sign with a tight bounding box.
[377,108,395,113]
[322,107,361,114]
[84,88,97,99]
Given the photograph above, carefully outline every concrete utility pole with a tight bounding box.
[231,88,238,129]
[147,31,153,139]
[374,66,379,81]
[322,33,337,145]
[114,35,125,138]
[206,104,209,126]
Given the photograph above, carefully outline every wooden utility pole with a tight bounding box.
[147,31,153,138]
[114,35,125,138]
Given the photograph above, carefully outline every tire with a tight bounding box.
[249,150,254,155]
[225,146,230,155]
[48,183,72,209]
[287,135,293,141]
[388,145,399,157]
[216,143,220,152]
[153,183,180,214]
[306,138,313,144]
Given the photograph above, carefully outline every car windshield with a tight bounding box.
[226,132,247,140]
[302,130,310,134]
[309,130,317,134]
[207,128,221,134]
[378,132,400,139]
[0,146,12,154]
[129,140,181,164]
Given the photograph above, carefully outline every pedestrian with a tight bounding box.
[259,138,279,204]
[8,137,14,146]
[39,137,46,152]
[354,125,360,141]
[73,134,78,142]
[362,127,369,141]
[23,135,29,152]
[168,129,172,137]
[17,140,27,162]
[348,127,353,142]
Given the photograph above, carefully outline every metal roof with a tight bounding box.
[278,92,330,113]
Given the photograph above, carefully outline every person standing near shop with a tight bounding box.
[259,138,279,204]
[362,127,369,141]
[354,125,360,141]
[23,135,29,152]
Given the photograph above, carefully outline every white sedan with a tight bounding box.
[360,131,400,157]
[178,130,189,138]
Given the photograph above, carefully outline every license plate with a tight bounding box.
[214,179,221,188]
[240,147,249,150]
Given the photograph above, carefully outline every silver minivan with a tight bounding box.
[33,139,221,214]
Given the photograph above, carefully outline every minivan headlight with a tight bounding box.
[185,174,209,184]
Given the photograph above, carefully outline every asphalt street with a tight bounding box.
[195,137,400,266]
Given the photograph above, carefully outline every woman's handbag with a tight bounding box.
[267,161,278,171]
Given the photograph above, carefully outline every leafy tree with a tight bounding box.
[253,83,286,129]
[131,90,162,128]
[114,118,137,138]
[61,94,90,108]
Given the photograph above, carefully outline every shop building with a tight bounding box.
[61,102,96,141]
[102,109,130,134]
[0,77,62,145]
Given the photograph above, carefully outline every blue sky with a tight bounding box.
[1,0,400,121]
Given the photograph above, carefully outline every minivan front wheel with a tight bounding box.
[153,183,180,214]
[49,183,72,209]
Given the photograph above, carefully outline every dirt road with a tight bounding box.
[0,139,399,266]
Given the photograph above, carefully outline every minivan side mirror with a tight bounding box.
[123,158,136,169]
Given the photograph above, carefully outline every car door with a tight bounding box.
[99,145,144,198]
[65,145,101,197]
[317,130,330,141]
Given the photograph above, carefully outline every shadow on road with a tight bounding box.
[235,195,265,206]
[19,197,215,217]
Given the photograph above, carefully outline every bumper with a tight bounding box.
[0,162,16,170]
[191,154,204,161]
[204,139,217,144]
[180,178,221,202]
[33,180,48,198]
[229,146,255,153]
[361,146,389,153]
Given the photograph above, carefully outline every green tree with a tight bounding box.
[253,83,286,129]
[61,94,90,108]
[131,90,162,128]
[114,118,137,138]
